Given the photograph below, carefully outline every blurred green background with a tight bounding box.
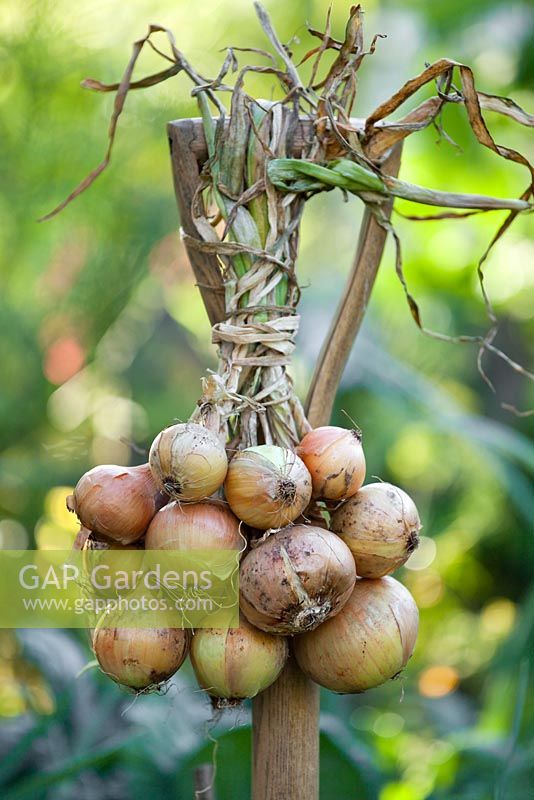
[0,0,533,798]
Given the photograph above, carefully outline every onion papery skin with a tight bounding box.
[82,532,145,552]
[296,426,366,501]
[239,524,356,634]
[294,510,329,530]
[331,482,421,578]
[81,531,145,597]
[224,445,312,530]
[149,422,228,502]
[145,500,242,551]
[67,463,164,545]
[293,576,419,693]
[72,526,92,551]
[93,624,190,690]
[190,617,288,702]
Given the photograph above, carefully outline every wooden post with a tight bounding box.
[252,652,319,800]
[168,119,402,800]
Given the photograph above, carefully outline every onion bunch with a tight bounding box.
[66,416,421,700]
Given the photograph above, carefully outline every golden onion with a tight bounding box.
[293,576,419,692]
[224,445,312,530]
[93,622,190,690]
[331,482,421,578]
[190,616,287,704]
[66,463,164,545]
[149,422,228,502]
[145,500,242,551]
[296,425,366,501]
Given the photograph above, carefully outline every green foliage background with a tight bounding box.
[0,1,533,798]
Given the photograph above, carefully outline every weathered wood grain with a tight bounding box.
[252,656,319,800]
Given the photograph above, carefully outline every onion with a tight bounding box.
[296,425,366,501]
[331,482,421,578]
[146,500,242,551]
[81,529,145,588]
[149,422,228,502]
[66,463,164,545]
[239,524,356,634]
[224,445,312,530]
[77,534,145,642]
[93,623,190,690]
[190,616,287,704]
[293,576,419,693]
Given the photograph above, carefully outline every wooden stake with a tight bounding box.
[167,119,402,800]
[252,654,319,800]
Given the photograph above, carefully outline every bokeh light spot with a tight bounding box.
[0,519,28,549]
[91,436,130,465]
[44,486,77,531]
[481,598,516,638]
[373,712,405,738]
[349,705,377,731]
[407,570,444,608]
[44,337,85,385]
[35,521,74,550]
[47,371,91,432]
[386,425,454,491]
[419,666,459,698]
[380,782,422,800]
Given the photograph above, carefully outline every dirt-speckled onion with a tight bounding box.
[224,445,312,530]
[331,482,421,578]
[93,623,190,690]
[296,425,366,500]
[149,422,227,502]
[145,500,242,551]
[66,464,164,545]
[293,576,419,693]
[190,617,288,704]
[239,524,356,634]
